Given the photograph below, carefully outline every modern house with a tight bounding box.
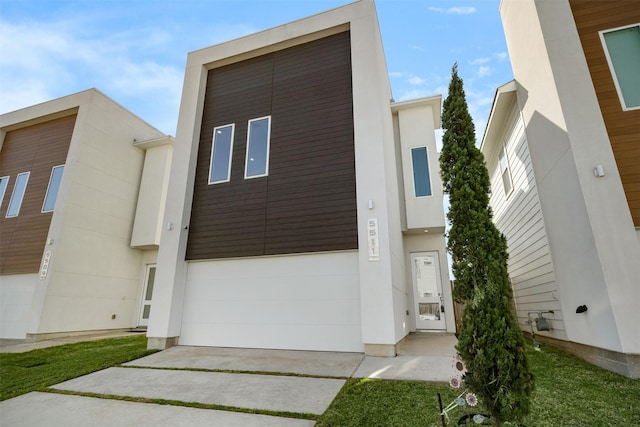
[146,0,453,355]
[0,89,173,340]
[481,0,639,377]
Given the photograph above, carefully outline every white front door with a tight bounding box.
[411,252,446,330]
[138,264,156,327]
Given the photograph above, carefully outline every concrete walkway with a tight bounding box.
[0,332,458,426]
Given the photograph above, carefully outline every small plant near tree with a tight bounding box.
[439,63,534,425]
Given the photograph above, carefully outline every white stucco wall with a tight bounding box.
[180,251,361,352]
[392,98,445,232]
[0,274,37,338]
[12,90,167,335]
[131,139,173,248]
[501,0,640,353]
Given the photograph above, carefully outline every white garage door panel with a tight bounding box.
[181,251,362,352]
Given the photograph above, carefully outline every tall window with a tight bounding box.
[6,172,29,218]
[245,116,271,179]
[600,24,640,110]
[498,146,513,196]
[0,176,8,210]
[411,147,432,197]
[42,165,64,212]
[208,124,235,184]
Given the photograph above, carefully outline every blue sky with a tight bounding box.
[0,0,511,142]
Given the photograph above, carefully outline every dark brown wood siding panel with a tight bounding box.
[569,0,640,226]
[0,114,75,274]
[186,31,357,260]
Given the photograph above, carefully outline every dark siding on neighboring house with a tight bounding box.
[569,0,640,226]
[0,114,75,274]
[187,31,357,260]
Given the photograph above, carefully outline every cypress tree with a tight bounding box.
[439,64,533,424]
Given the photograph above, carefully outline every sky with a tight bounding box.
[0,0,512,143]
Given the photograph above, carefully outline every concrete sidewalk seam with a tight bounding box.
[118,363,350,380]
[44,388,320,421]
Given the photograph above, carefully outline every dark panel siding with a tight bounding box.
[569,0,640,226]
[187,31,357,260]
[0,114,75,274]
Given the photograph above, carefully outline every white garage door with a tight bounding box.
[180,251,362,352]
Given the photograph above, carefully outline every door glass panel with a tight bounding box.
[419,303,441,320]
[142,305,151,319]
[145,267,156,301]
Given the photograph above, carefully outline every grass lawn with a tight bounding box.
[0,335,156,401]
[317,344,640,426]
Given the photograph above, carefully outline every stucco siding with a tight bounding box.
[0,274,37,338]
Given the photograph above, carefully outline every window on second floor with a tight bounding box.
[411,146,432,197]
[600,24,640,111]
[498,146,513,196]
[42,165,65,212]
[0,176,8,211]
[6,172,29,218]
[208,124,235,184]
[245,116,271,179]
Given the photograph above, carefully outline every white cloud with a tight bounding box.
[494,51,508,61]
[477,66,491,78]
[389,72,428,87]
[470,57,490,65]
[410,44,425,51]
[428,6,477,15]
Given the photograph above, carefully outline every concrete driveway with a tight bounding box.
[0,332,457,426]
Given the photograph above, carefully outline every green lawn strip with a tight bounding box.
[521,344,640,426]
[316,377,461,427]
[0,335,157,401]
[316,344,640,426]
[44,388,318,421]
[120,364,350,380]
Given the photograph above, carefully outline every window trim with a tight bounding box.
[6,172,30,218]
[244,116,271,179]
[599,23,640,111]
[41,165,65,213]
[410,146,433,198]
[0,176,9,211]
[498,145,513,198]
[208,123,235,185]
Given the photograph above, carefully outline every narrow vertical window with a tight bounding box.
[6,172,29,218]
[42,165,65,212]
[0,176,9,210]
[411,147,432,197]
[245,116,271,179]
[600,24,640,110]
[499,146,513,196]
[208,124,235,184]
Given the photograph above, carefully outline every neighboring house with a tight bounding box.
[147,0,453,355]
[0,89,173,340]
[481,0,640,377]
